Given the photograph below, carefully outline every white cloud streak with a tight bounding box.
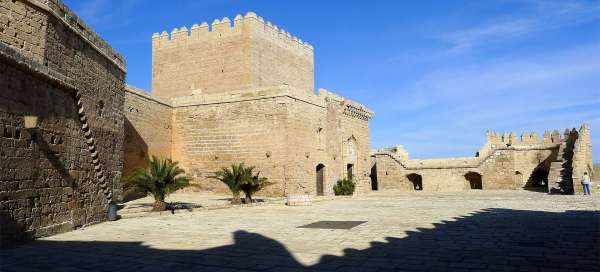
[441,0,600,53]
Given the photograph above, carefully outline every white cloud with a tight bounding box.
[441,0,600,53]
[371,42,600,160]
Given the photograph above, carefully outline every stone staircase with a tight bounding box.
[547,141,574,194]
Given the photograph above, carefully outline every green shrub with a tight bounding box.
[333,179,355,195]
[123,156,190,211]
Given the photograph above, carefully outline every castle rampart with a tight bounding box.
[372,125,590,193]
[1,0,125,244]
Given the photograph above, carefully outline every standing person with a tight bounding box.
[582,172,591,195]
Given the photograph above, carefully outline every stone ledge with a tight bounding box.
[125,85,173,108]
[24,0,126,71]
[0,42,78,95]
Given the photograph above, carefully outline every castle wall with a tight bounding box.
[281,94,330,195]
[170,88,290,195]
[0,0,125,244]
[123,86,172,177]
[165,86,372,197]
[152,12,314,102]
[373,131,564,192]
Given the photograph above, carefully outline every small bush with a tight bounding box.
[333,179,355,196]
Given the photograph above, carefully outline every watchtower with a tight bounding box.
[152,12,314,101]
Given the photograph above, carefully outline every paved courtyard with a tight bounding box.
[1,191,599,271]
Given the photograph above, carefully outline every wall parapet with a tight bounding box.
[152,11,313,55]
[373,126,582,170]
[170,85,323,108]
[318,88,374,121]
[125,86,172,108]
[374,143,560,170]
[129,84,375,124]
[25,0,126,71]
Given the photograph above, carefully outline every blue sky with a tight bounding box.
[64,0,600,162]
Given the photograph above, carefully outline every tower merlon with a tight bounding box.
[152,12,313,52]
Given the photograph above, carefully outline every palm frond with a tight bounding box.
[122,156,190,209]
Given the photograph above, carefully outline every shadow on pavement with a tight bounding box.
[1,208,598,271]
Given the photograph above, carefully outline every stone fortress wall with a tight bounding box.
[373,124,593,194]
[124,12,374,196]
[123,86,172,177]
[0,0,126,244]
[151,12,314,101]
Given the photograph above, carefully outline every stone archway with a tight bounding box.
[406,173,423,191]
[316,164,325,196]
[465,172,483,189]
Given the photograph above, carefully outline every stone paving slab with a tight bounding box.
[1,190,599,271]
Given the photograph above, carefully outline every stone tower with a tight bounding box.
[151,12,315,101]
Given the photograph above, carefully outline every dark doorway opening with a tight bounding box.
[347,164,354,180]
[316,164,325,196]
[407,173,423,190]
[370,164,378,190]
[465,172,483,189]
[526,167,549,189]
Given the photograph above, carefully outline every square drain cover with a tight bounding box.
[298,221,367,230]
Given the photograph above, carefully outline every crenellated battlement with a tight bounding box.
[485,127,580,147]
[151,11,315,100]
[375,124,590,169]
[152,12,313,54]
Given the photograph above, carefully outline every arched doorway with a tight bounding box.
[465,172,483,189]
[316,164,325,196]
[407,173,423,190]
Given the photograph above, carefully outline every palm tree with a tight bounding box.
[212,163,271,204]
[123,156,190,211]
[239,167,272,204]
[212,164,244,204]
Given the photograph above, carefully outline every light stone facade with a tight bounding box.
[2,1,594,246]
[1,0,125,245]
[152,13,314,101]
[123,86,172,177]
[373,125,593,194]
[124,12,374,197]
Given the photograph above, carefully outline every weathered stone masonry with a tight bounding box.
[124,12,374,197]
[0,0,125,245]
[373,125,593,194]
